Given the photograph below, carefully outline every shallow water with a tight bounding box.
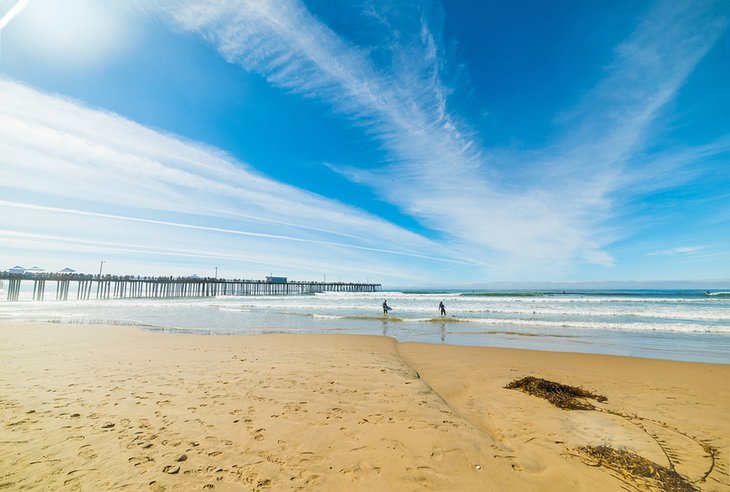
[1,288,729,363]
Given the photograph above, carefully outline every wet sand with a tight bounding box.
[1,322,728,491]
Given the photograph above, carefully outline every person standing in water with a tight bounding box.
[439,301,446,316]
[383,300,390,315]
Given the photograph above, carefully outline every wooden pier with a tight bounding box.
[0,273,381,302]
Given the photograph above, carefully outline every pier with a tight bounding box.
[0,273,381,302]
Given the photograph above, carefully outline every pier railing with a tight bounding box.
[0,273,381,302]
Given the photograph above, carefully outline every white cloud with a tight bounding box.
[0,200,470,265]
[3,0,725,282]
[139,0,726,278]
[647,246,707,257]
[0,78,469,283]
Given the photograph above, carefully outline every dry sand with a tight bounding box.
[0,321,728,491]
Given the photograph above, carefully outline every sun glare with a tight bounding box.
[5,0,131,67]
[0,0,30,31]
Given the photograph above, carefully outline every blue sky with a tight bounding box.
[0,0,728,287]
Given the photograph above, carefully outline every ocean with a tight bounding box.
[1,288,729,364]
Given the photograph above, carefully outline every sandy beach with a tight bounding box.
[1,322,728,491]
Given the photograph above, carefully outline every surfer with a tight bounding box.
[383,300,391,315]
[439,301,446,316]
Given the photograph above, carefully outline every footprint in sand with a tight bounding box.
[128,455,154,467]
[407,465,439,485]
[340,461,382,480]
[380,437,405,451]
[5,418,32,428]
[78,444,98,460]
[299,451,316,462]
[256,478,272,489]
[339,427,359,439]
[149,481,166,492]
[63,477,80,487]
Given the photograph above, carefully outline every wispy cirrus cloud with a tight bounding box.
[0,78,469,282]
[3,0,726,283]
[647,246,707,257]
[141,0,727,278]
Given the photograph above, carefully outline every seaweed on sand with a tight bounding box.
[505,376,720,489]
[579,445,699,492]
[504,376,607,410]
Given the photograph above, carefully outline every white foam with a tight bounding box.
[2,290,728,337]
[452,316,730,334]
[312,314,344,319]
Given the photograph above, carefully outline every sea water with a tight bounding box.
[1,288,729,364]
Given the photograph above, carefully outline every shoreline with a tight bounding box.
[1,322,729,490]
[2,288,730,366]
[3,283,730,367]
[3,313,730,365]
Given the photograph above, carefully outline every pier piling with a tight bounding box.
[1,273,381,302]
